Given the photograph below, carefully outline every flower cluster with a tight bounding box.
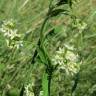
[52,44,80,76]
[24,83,34,96]
[24,83,43,96]
[72,18,87,31]
[0,19,23,49]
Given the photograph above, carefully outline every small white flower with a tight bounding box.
[0,28,6,33]
[52,45,80,76]
[65,50,78,62]
[24,83,34,96]
[0,19,23,49]
[3,19,15,28]
[39,91,43,96]
[72,18,87,31]
[56,47,65,54]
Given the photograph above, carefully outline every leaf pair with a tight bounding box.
[37,45,51,65]
[49,9,69,17]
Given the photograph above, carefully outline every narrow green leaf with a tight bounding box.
[37,47,46,64]
[50,9,68,17]
[42,72,48,96]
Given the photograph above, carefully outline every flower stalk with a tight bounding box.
[30,0,75,96]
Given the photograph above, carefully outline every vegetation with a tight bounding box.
[0,0,96,96]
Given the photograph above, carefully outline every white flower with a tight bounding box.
[65,50,78,62]
[3,19,15,28]
[24,83,34,96]
[6,40,23,49]
[0,28,6,33]
[52,45,80,76]
[0,19,23,49]
[52,47,65,66]
[0,21,20,39]
[72,18,87,31]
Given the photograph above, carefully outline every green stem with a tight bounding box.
[48,71,52,96]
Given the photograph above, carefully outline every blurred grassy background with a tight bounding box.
[0,0,96,96]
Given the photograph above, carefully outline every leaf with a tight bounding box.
[55,25,66,35]
[68,0,72,8]
[31,49,38,64]
[37,46,47,64]
[42,72,48,96]
[57,0,68,6]
[31,40,40,64]
[57,0,73,8]
[0,20,3,25]
[23,30,32,40]
[45,28,55,39]
[50,9,68,17]
[7,88,19,96]
[38,44,51,65]
[0,64,5,72]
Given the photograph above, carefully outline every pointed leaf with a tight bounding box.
[50,9,68,17]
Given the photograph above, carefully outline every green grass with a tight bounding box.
[0,0,96,96]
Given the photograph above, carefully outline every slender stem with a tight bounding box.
[31,16,48,64]
[48,72,52,96]
[31,1,53,96]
